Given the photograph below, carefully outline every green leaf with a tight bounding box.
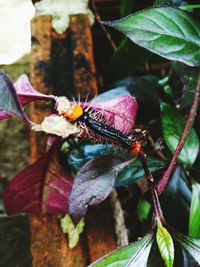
[105,38,150,82]
[173,63,199,107]
[120,0,134,17]
[105,0,151,82]
[160,166,192,233]
[158,77,173,97]
[154,0,187,7]
[116,156,166,186]
[60,214,85,248]
[189,179,200,238]
[89,233,153,267]
[161,103,199,168]
[137,199,151,221]
[154,0,173,6]
[180,5,200,11]
[173,230,200,264]
[156,220,175,267]
[104,7,200,66]
[68,144,125,172]
[69,144,165,187]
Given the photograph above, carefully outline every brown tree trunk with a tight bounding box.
[29,13,116,267]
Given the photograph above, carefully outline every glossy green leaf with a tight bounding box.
[189,179,200,238]
[180,5,200,11]
[89,233,153,267]
[182,248,200,267]
[105,38,150,82]
[173,230,200,264]
[156,220,175,267]
[161,103,199,168]
[104,7,200,66]
[116,156,166,186]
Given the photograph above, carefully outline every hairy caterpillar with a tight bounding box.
[56,97,146,155]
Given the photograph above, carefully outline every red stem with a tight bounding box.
[157,72,200,194]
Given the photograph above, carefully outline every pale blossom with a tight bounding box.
[32,114,80,138]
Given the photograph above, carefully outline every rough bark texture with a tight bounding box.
[30,215,87,267]
[70,15,98,101]
[29,14,117,266]
[86,200,117,264]
[30,16,53,163]
[51,30,74,98]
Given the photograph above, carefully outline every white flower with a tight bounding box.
[32,115,80,138]
[55,96,71,115]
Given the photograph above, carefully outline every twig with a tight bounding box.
[147,135,167,161]
[141,61,171,73]
[139,150,164,221]
[91,0,117,51]
[110,189,129,247]
[157,72,200,194]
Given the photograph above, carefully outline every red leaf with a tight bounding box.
[0,74,54,120]
[14,74,54,105]
[84,95,138,133]
[3,142,73,214]
[0,72,30,122]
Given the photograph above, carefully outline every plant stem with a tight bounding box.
[157,72,200,194]
[139,150,164,221]
[91,0,117,51]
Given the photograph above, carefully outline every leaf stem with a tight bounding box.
[139,150,164,221]
[157,72,200,194]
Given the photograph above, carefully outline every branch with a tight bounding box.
[139,150,164,221]
[157,72,200,194]
[91,0,117,51]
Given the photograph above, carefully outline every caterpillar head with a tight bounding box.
[55,97,83,122]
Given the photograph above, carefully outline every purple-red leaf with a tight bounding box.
[85,95,138,133]
[0,73,55,120]
[14,74,55,105]
[69,155,134,224]
[0,72,30,122]
[3,142,73,214]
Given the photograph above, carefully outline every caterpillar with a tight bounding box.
[56,97,147,155]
